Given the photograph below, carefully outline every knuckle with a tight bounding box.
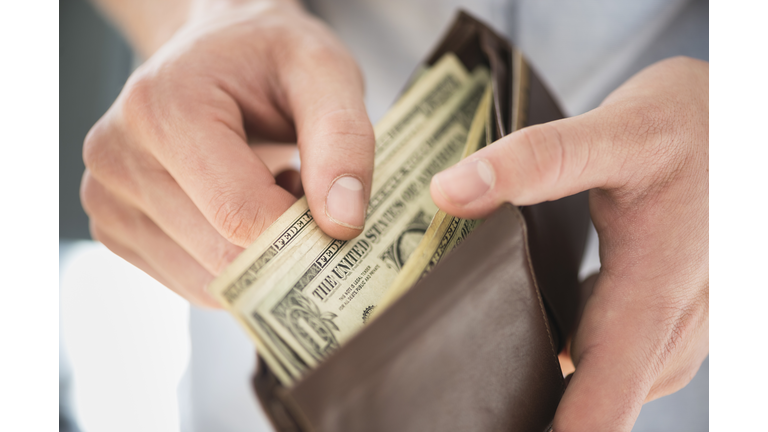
[80,172,104,219]
[80,172,141,234]
[292,27,364,89]
[82,120,113,175]
[610,98,685,189]
[121,74,157,131]
[119,71,175,143]
[617,99,669,148]
[81,125,139,197]
[315,107,374,142]
[212,195,265,246]
[306,41,340,63]
[510,124,566,192]
[300,31,353,68]
[82,107,145,198]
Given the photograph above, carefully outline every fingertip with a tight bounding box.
[435,158,495,206]
[430,174,452,211]
[315,219,364,241]
[430,158,498,219]
[320,174,366,237]
[302,168,371,240]
[296,172,367,240]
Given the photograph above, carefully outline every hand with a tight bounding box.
[81,0,374,307]
[431,56,709,431]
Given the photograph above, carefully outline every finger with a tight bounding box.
[430,107,635,219]
[116,75,299,248]
[82,176,220,308]
[279,29,375,239]
[552,272,709,432]
[83,168,244,276]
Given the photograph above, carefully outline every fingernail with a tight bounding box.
[326,176,365,229]
[433,159,494,206]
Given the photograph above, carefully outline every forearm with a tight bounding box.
[90,0,302,58]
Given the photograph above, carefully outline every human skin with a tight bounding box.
[81,0,374,306]
[431,56,709,431]
[82,0,708,429]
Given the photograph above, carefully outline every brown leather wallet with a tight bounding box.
[251,11,590,432]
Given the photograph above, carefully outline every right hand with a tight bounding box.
[81,0,374,307]
[430,57,709,431]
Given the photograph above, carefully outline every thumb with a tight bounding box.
[280,31,375,240]
[430,107,626,218]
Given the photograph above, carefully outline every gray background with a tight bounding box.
[60,0,132,240]
[59,0,708,430]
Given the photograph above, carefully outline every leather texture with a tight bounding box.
[423,11,590,351]
[251,10,590,432]
[287,205,565,432]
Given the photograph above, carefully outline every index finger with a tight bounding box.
[121,76,298,247]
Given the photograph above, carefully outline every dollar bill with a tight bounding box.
[206,201,320,382]
[243,67,490,370]
[373,54,470,166]
[207,54,476,384]
[373,49,532,316]
[207,53,470,309]
[372,84,493,315]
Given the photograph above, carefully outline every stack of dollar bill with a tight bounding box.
[208,54,493,385]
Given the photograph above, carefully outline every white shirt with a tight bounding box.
[308,0,696,118]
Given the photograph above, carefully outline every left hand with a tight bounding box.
[430,56,709,431]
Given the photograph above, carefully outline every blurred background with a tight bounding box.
[60,0,130,429]
[60,0,131,241]
[60,0,708,431]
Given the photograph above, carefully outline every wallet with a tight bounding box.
[251,11,590,432]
